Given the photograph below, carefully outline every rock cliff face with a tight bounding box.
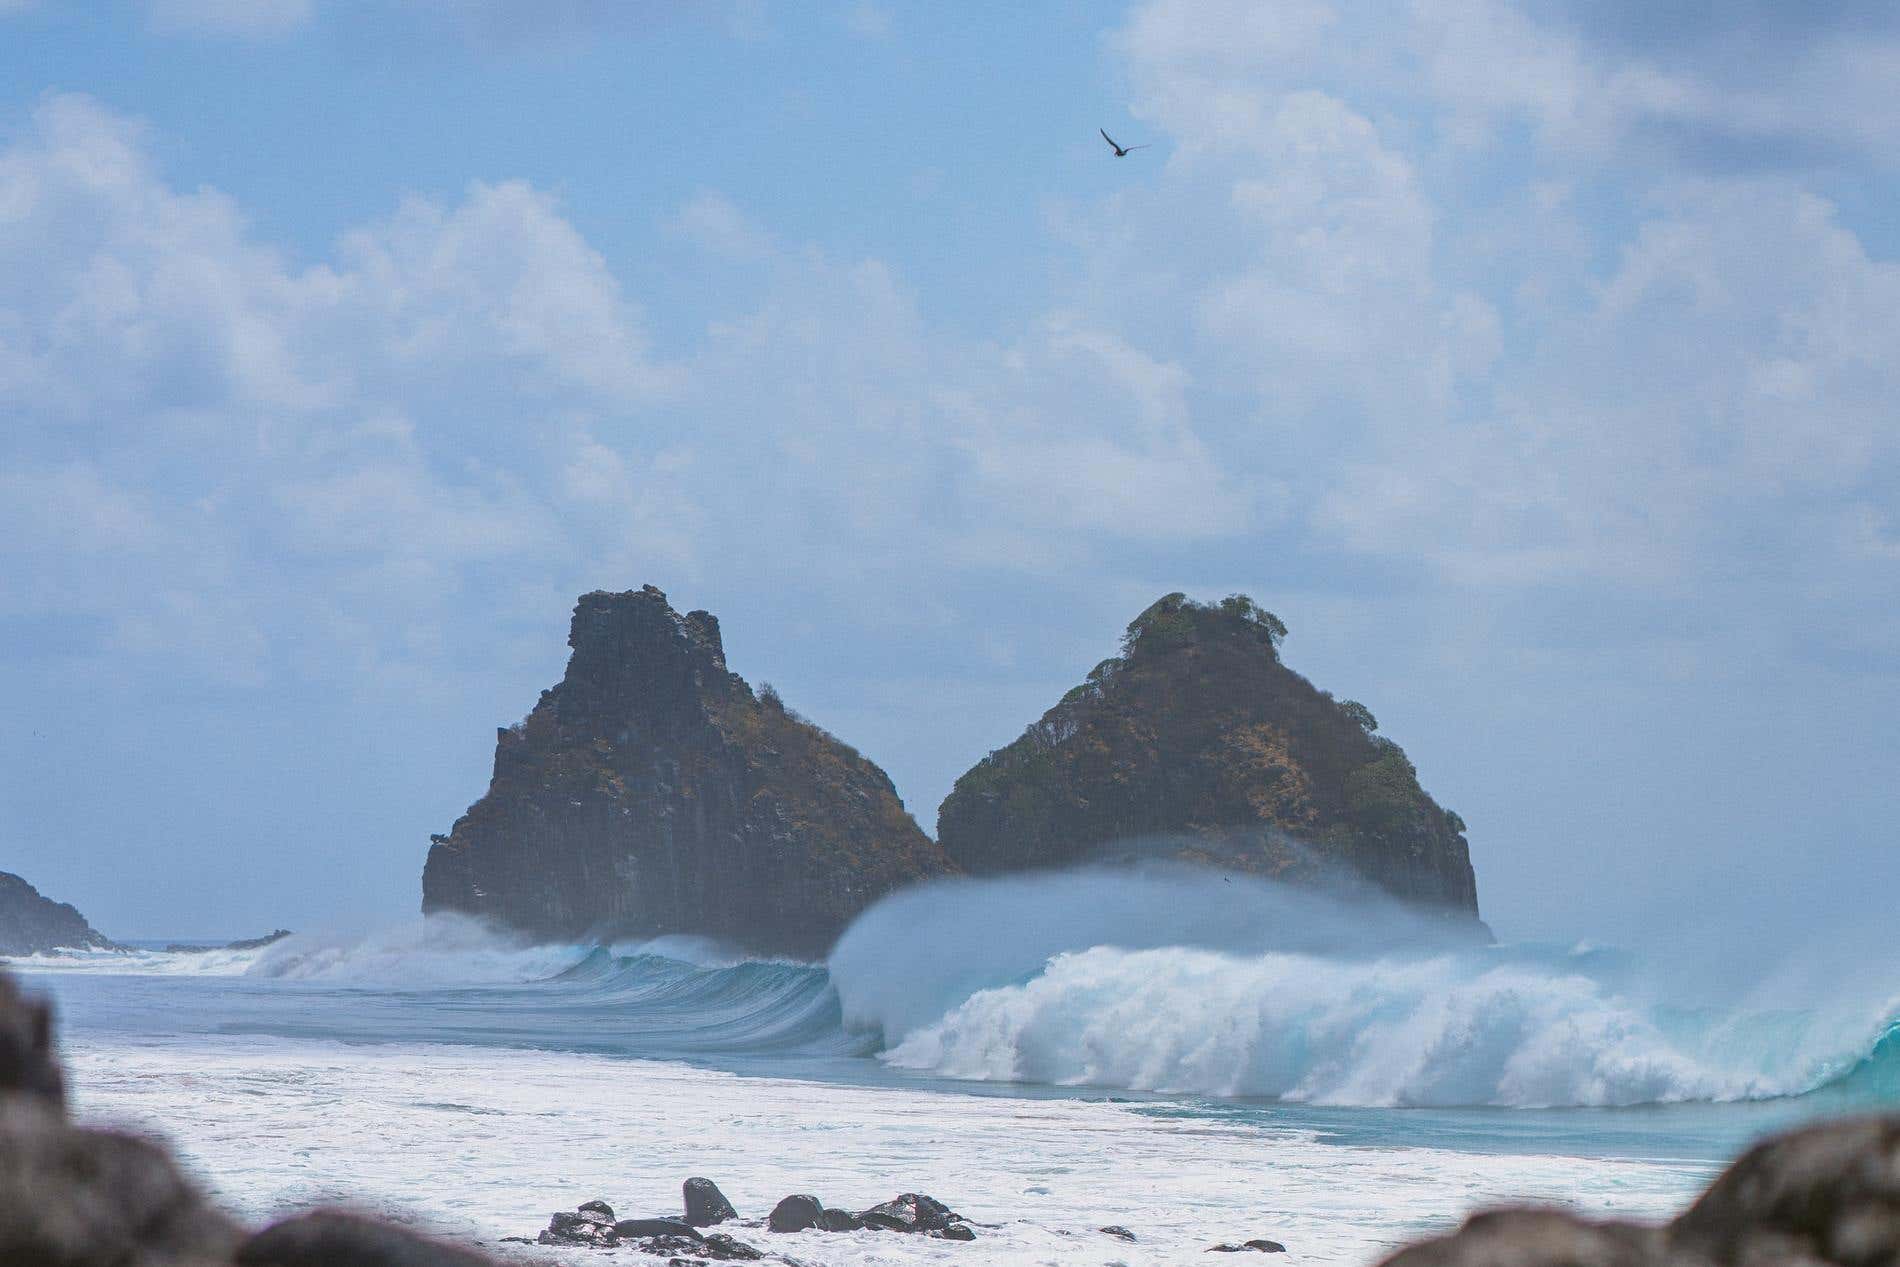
[0,872,113,956]
[936,594,1480,919]
[422,586,949,958]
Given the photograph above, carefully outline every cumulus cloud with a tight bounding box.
[0,91,1255,692]
[1100,0,1900,621]
[0,93,677,681]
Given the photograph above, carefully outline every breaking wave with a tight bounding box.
[21,870,1899,1108]
[828,867,1900,1109]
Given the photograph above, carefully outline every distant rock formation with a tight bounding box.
[163,930,292,954]
[936,594,1480,919]
[0,872,114,956]
[422,586,950,958]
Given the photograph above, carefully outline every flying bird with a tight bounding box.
[1099,128,1149,157]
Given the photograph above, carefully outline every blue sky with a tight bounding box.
[1,1,1896,958]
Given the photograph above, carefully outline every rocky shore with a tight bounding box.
[4,965,1899,1265]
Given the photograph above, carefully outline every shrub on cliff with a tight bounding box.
[937,593,1480,917]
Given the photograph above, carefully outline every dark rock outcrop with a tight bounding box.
[610,1217,697,1239]
[937,594,1480,919]
[538,1206,615,1246]
[684,1176,737,1226]
[165,930,292,954]
[767,1194,827,1233]
[859,1192,958,1234]
[1209,1240,1289,1253]
[0,871,114,956]
[422,586,950,959]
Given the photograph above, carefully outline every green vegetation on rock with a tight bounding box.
[936,594,1480,917]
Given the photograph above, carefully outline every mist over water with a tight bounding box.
[16,865,1898,1112]
[830,865,1900,1108]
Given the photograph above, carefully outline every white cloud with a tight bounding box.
[0,92,1259,689]
[1100,0,1900,629]
[665,191,774,261]
[0,94,680,681]
[147,0,312,39]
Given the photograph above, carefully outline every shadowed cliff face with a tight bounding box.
[421,586,950,959]
[0,872,113,956]
[936,594,1480,920]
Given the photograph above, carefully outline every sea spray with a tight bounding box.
[829,865,1900,1107]
[26,870,1895,1108]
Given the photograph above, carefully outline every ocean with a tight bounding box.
[11,868,1897,1265]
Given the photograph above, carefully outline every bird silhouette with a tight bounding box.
[1100,128,1149,157]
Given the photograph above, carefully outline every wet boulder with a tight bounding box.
[700,1232,765,1260]
[538,1204,618,1246]
[684,1176,738,1227]
[577,1199,615,1222]
[1102,1225,1138,1242]
[768,1194,827,1233]
[1208,1238,1288,1253]
[631,1230,762,1261]
[239,1210,499,1266]
[614,1217,701,1240]
[934,1222,977,1241]
[859,1192,958,1234]
[818,1208,865,1232]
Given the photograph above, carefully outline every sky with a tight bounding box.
[0,1,1895,952]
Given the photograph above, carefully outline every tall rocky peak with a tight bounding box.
[936,593,1481,920]
[0,872,114,956]
[423,586,950,958]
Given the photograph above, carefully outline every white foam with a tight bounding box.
[65,1032,1711,1266]
[878,944,1894,1107]
[242,915,584,985]
[833,869,1899,1108]
[0,946,264,976]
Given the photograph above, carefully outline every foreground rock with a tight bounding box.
[237,1212,497,1266]
[1378,1113,1900,1265]
[684,1176,738,1226]
[0,1097,244,1264]
[1671,1115,1900,1266]
[1379,1209,1661,1266]
[423,586,951,959]
[0,871,115,956]
[0,972,64,1105]
[936,594,1481,919]
[0,970,501,1265]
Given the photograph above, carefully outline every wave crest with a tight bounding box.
[833,867,1900,1108]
